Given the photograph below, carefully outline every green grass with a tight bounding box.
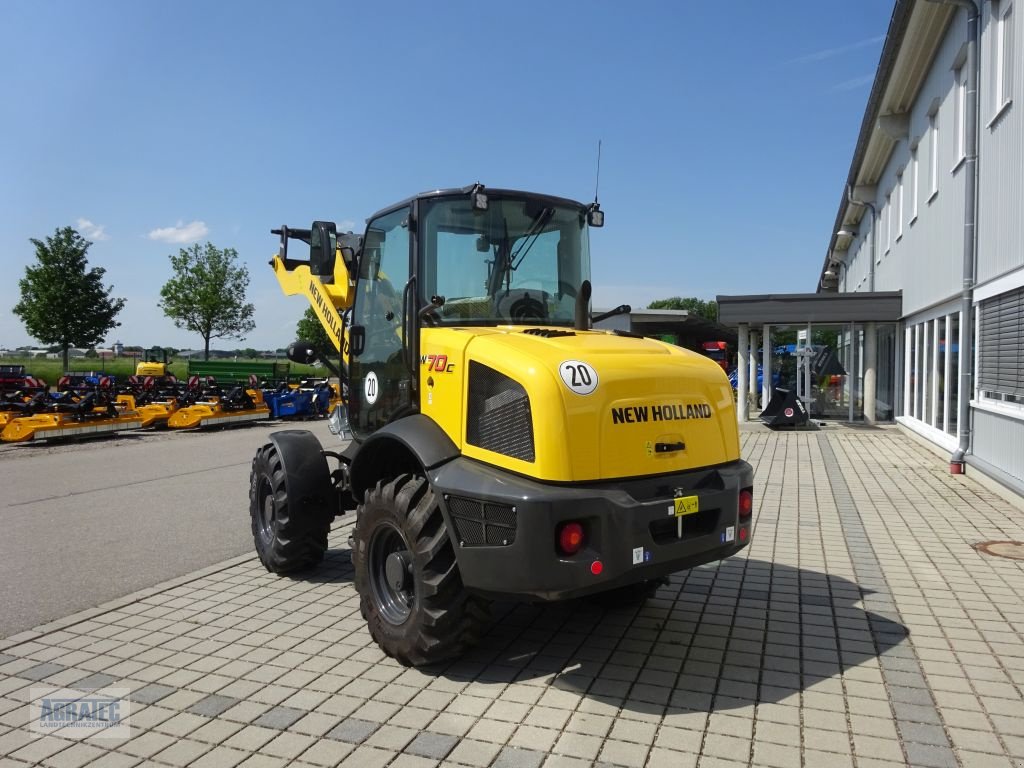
[2,356,324,383]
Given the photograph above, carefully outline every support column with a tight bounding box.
[864,321,877,423]
[736,324,749,423]
[762,324,772,408]
[748,332,758,408]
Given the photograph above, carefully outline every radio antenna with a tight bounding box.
[593,139,602,204]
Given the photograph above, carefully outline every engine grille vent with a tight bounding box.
[466,362,535,462]
[522,328,576,338]
[447,495,518,547]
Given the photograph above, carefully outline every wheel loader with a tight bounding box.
[249,185,754,666]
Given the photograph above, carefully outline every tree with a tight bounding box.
[13,226,126,371]
[297,306,334,353]
[646,296,719,322]
[159,243,256,360]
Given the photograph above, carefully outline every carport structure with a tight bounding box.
[593,308,736,351]
[717,291,902,424]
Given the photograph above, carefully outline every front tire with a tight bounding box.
[352,475,489,666]
[250,443,331,573]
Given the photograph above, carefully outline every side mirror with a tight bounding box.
[286,341,319,366]
[349,325,366,357]
[309,220,338,277]
[587,205,604,228]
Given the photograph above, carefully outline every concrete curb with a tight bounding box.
[0,550,261,653]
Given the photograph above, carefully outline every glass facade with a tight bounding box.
[901,311,962,436]
[757,322,897,422]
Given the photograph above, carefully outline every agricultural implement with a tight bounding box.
[123,374,183,428]
[262,379,336,419]
[1,375,142,442]
[0,373,48,429]
[167,374,269,429]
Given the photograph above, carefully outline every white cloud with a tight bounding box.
[76,218,109,241]
[830,74,875,92]
[147,220,209,244]
[338,220,356,233]
[787,35,884,66]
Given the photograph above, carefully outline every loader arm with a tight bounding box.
[271,250,353,355]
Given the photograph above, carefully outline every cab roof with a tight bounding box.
[366,185,589,223]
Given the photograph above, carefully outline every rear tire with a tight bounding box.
[352,474,489,666]
[250,443,331,573]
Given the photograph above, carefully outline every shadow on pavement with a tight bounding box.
[301,551,906,715]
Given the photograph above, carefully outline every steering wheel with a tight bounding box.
[495,289,550,321]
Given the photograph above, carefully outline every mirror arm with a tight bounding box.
[592,304,631,324]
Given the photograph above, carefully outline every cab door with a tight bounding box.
[349,206,412,439]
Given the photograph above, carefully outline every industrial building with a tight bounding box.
[722,0,1024,496]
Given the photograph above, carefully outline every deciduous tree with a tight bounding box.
[646,296,719,322]
[13,226,126,371]
[296,306,334,354]
[159,243,256,360]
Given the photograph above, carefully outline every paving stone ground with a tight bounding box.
[2,426,1024,767]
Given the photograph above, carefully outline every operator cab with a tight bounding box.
[345,185,603,436]
[284,185,604,439]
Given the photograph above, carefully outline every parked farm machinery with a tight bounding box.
[0,374,142,442]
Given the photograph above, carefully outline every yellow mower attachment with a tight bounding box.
[168,377,269,429]
[135,400,181,429]
[1,398,142,443]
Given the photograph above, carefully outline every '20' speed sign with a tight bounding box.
[558,360,598,395]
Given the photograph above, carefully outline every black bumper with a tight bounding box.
[429,457,753,601]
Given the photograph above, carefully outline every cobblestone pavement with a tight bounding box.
[1,427,1023,768]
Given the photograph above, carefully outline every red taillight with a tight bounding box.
[590,560,603,575]
[557,522,585,555]
[739,489,753,520]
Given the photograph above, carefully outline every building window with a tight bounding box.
[910,148,919,222]
[946,313,960,434]
[993,0,1015,116]
[883,196,891,257]
[909,327,917,417]
[977,286,1024,407]
[921,325,929,421]
[903,313,962,430]
[954,64,967,163]
[928,112,939,199]
[931,319,941,427]
[896,173,904,240]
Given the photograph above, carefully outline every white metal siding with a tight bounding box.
[972,408,1024,486]
[977,1,1024,283]
[847,13,968,317]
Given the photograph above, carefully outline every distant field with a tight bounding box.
[2,357,323,383]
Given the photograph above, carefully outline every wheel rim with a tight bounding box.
[257,476,276,544]
[368,523,414,625]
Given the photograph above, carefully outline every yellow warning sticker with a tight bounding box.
[674,495,699,517]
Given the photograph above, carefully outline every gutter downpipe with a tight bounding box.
[941,0,979,474]
[845,186,876,293]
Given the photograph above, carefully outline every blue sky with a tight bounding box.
[1,1,891,351]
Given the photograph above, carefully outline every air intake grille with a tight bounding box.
[466,362,535,462]
[522,328,575,338]
[447,495,518,546]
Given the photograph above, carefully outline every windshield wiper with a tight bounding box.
[509,207,554,271]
